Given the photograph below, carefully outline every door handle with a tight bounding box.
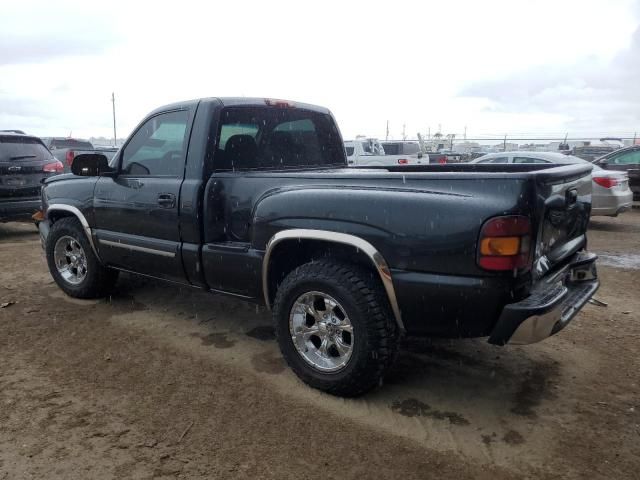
[157,193,176,208]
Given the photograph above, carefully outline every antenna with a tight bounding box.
[111,92,117,147]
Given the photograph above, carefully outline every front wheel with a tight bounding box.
[273,260,398,397]
[45,217,118,298]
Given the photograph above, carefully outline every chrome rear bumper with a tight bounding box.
[488,251,599,345]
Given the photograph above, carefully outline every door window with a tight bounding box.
[479,156,508,163]
[121,110,189,176]
[513,157,548,164]
[609,150,640,165]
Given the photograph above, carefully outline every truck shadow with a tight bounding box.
[113,273,563,434]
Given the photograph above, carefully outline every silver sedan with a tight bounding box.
[470,151,633,217]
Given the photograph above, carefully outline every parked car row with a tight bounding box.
[0,132,119,222]
[344,138,428,166]
[471,151,636,216]
[0,132,64,222]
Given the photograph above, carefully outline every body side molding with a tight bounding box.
[262,228,405,332]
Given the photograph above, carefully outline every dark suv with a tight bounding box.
[0,133,63,222]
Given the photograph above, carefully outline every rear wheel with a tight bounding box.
[46,217,118,298]
[273,260,398,397]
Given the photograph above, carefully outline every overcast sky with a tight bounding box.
[1,0,639,141]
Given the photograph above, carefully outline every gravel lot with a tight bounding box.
[1,211,638,479]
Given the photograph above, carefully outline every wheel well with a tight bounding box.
[48,210,77,224]
[266,239,381,305]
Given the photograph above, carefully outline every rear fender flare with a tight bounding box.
[262,228,405,332]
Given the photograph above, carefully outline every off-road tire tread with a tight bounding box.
[273,259,398,397]
[46,217,118,299]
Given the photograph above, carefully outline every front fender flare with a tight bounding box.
[46,204,100,259]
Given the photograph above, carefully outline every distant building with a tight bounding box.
[453,141,481,154]
[493,142,519,152]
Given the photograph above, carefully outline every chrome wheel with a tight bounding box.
[53,235,88,285]
[289,291,354,372]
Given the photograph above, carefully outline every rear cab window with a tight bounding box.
[214,107,345,171]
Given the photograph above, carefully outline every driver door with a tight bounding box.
[93,109,191,282]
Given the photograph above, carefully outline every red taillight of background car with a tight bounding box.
[65,150,75,166]
[438,156,447,164]
[43,160,64,174]
[397,158,408,164]
[593,176,619,188]
[478,215,532,271]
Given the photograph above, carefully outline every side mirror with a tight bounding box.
[71,153,114,176]
[598,159,608,166]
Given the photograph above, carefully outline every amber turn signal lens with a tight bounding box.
[32,211,45,222]
[480,236,520,256]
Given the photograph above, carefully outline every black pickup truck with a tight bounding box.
[37,97,599,396]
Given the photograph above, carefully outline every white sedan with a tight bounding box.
[471,151,633,217]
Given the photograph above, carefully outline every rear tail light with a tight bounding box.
[438,156,447,164]
[44,160,64,174]
[397,158,409,164]
[593,176,619,188]
[65,150,75,166]
[478,215,532,271]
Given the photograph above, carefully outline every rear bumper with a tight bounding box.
[592,190,633,216]
[488,251,599,345]
[0,198,41,220]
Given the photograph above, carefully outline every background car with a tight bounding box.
[41,137,98,173]
[592,145,640,200]
[471,151,633,217]
[0,132,63,222]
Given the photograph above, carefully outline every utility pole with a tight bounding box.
[111,92,117,147]
[634,132,637,145]
[427,127,430,140]
[503,134,507,152]
[464,126,467,141]
[385,120,389,141]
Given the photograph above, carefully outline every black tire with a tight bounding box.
[273,260,399,397]
[45,217,118,298]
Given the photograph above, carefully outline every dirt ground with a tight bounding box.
[1,211,639,479]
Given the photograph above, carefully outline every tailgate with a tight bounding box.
[531,164,593,279]
[0,160,47,201]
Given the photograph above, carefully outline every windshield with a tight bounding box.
[0,136,52,162]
